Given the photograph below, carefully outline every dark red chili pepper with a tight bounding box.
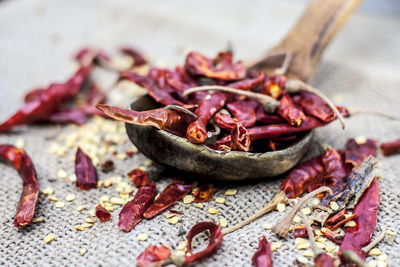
[95,204,111,222]
[277,94,306,126]
[193,184,216,203]
[321,146,347,188]
[75,147,98,190]
[251,236,272,267]
[119,46,147,67]
[226,99,257,128]
[127,168,149,187]
[226,72,265,90]
[293,225,310,238]
[96,104,197,137]
[0,145,39,228]
[137,244,171,267]
[314,253,335,267]
[0,65,91,132]
[118,182,156,232]
[339,178,379,262]
[279,156,324,198]
[184,221,223,265]
[143,183,192,219]
[262,76,286,98]
[24,88,46,103]
[186,92,228,143]
[47,108,87,125]
[246,99,285,124]
[293,92,337,122]
[380,139,400,156]
[214,112,238,131]
[344,138,378,169]
[230,123,251,152]
[120,70,183,106]
[184,51,246,81]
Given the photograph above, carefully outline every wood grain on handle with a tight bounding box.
[250,0,363,82]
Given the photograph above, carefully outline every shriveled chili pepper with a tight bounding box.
[184,221,223,265]
[193,184,216,203]
[277,94,306,126]
[24,88,46,103]
[186,92,228,143]
[127,168,149,187]
[226,99,257,128]
[95,204,111,221]
[262,75,286,99]
[320,145,347,189]
[230,122,251,152]
[75,147,98,190]
[137,244,171,267]
[344,138,378,169]
[0,65,91,132]
[329,213,358,231]
[97,104,197,137]
[143,182,192,219]
[339,178,379,262]
[293,92,337,122]
[119,46,147,67]
[0,145,39,228]
[326,209,346,226]
[121,70,183,106]
[320,227,344,245]
[214,112,237,131]
[184,51,246,81]
[380,138,400,156]
[47,108,87,125]
[293,225,311,238]
[252,236,272,267]
[279,156,324,198]
[226,72,265,91]
[118,182,156,232]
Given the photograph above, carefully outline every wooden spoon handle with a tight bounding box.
[250,0,363,82]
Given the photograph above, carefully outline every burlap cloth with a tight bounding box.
[0,0,399,266]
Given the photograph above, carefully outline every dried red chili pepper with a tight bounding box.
[169,209,184,215]
[320,227,344,245]
[214,112,237,131]
[75,147,98,190]
[95,204,111,222]
[293,225,310,238]
[186,92,228,143]
[96,104,197,137]
[326,209,346,226]
[329,213,358,231]
[226,72,265,90]
[184,221,223,265]
[185,51,246,81]
[262,76,286,98]
[119,46,147,67]
[127,168,149,187]
[279,156,324,198]
[137,244,171,267]
[226,99,257,128]
[118,182,156,232]
[320,145,347,189]
[344,138,378,169]
[277,94,306,126]
[252,236,272,267]
[24,88,46,102]
[193,184,216,203]
[143,183,192,219]
[339,178,379,262]
[0,145,39,228]
[86,82,107,105]
[380,139,400,156]
[0,65,91,132]
[230,123,251,152]
[47,108,87,125]
[121,71,183,106]
[314,253,335,267]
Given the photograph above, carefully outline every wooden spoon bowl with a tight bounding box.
[125,0,362,179]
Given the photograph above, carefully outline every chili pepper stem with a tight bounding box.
[272,186,332,238]
[361,226,386,253]
[221,190,288,235]
[346,108,400,121]
[299,210,320,257]
[284,79,346,129]
[182,86,280,113]
[164,105,198,119]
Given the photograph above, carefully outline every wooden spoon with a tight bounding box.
[125,0,362,180]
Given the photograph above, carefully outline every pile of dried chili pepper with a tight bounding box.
[98,50,349,153]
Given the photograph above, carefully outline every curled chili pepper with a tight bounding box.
[119,46,147,67]
[230,123,251,152]
[0,145,39,228]
[75,147,98,190]
[277,94,306,126]
[0,65,91,132]
[96,204,111,221]
[118,182,156,232]
[339,178,379,262]
[127,168,149,187]
[184,221,223,265]
[226,99,257,128]
[96,104,197,137]
[344,138,378,169]
[193,184,216,203]
[293,92,337,122]
[214,112,238,131]
[184,51,246,81]
[380,138,400,156]
[143,182,192,219]
[252,236,272,267]
[186,92,228,143]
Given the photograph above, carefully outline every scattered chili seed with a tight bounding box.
[369,248,382,256]
[65,193,75,202]
[79,248,87,256]
[137,233,148,241]
[297,242,311,250]
[183,195,195,204]
[225,189,237,196]
[110,197,125,205]
[329,202,339,211]
[355,136,367,145]
[15,138,24,149]
[85,218,96,223]
[57,169,68,179]
[77,205,87,212]
[303,250,314,258]
[344,220,357,227]
[103,179,113,187]
[169,216,179,224]
[277,203,286,212]
[194,203,203,209]
[301,207,312,215]
[263,222,272,230]
[69,174,77,182]
[44,234,55,244]
[42,187,54,195]
[82,223,93,228]
[271,241,282,251]
[48,196,58,202]
[293,216,302,223]
[32,217,44,223]
[215,197,225,204]
[297,256,309,264]
[55,201,65,208]
[75,225,85,231]
[208,207,219,214]
[378,254,388,261]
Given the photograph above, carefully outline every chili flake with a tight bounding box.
[215,197,225,204]
[271,241,283,251]
[183,195,195,204]
[77,205,87,212]
[169,216,179,225]
[225,189,237,196]
[42,187,54,195]
[32,217,44,223]
[208,207,219,214]
[55,201,65,208]
[79,248,87,256]
[137,233,148,241]
[44,234,55,244]
[65,193,75,202]
[219,218,228,227]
